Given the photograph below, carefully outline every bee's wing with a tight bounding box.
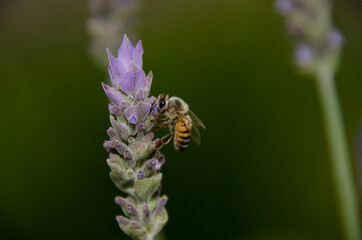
[188,110,206,129]
[176,111,187,125]
[191,125,201,145]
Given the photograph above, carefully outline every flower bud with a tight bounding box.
[154,196,168,217]
[127,204,138,216]
[103,141,112,152]
[143,132,154,143]
[115,196,138,217]
[107,127,118,138]
[109,103,121,116]
[116,215,129,226]
[143,205,150,217]
[110,137,128,155]
[129,221,141,229]
[115,196,127,207]
[124,150,132,160]
[123,150,135,168]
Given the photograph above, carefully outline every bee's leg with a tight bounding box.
[152,124,168,130]
[151,117,168,122]
[152,117,170,130]
[153,133,173,151]
[153,124,174,151]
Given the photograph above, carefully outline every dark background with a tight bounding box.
[1,0,362,239]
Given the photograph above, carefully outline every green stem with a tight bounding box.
[316,66,361,240]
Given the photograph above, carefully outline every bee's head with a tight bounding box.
[155,94,169,114]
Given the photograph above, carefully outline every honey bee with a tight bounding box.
[152,94,206,152]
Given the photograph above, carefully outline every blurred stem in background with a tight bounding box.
[316,64,361,240]
[276,0,361,239]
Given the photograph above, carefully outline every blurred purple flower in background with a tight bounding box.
[275,0,344,74]
[87,0,140,68]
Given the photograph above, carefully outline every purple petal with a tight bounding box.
[129,114,137,125]
[134,65,146,92]
[134,101,144,119]
[140,102,151,120]
[135,90,144,101]
[118,35,134,63]
[119,101,130,109]
[146,96,156,105]
[133,40,143,68]
[124,105,140,125]
[102,83,123,105]
[151,103,158,116]
[108,65,114,81]
[124,106,135,122]
[108,103,121,115]
[107,49,126,79]
[145,71,153,97]
[119,68,136,95]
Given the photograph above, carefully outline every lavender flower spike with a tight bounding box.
[103,35,167,240]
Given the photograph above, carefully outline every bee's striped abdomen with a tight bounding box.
[174,118,192,152]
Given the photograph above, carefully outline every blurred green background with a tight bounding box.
[1,0,362,239]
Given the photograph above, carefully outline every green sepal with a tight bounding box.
[117,216,147,240]
[151,208,168,236]
[110,172,134,196]
[107,159,128,180]
[120,223,147,240]
[147,195,158,212]
[130,141,151,161]
[108,153,126,168]
[135,173,162,200]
